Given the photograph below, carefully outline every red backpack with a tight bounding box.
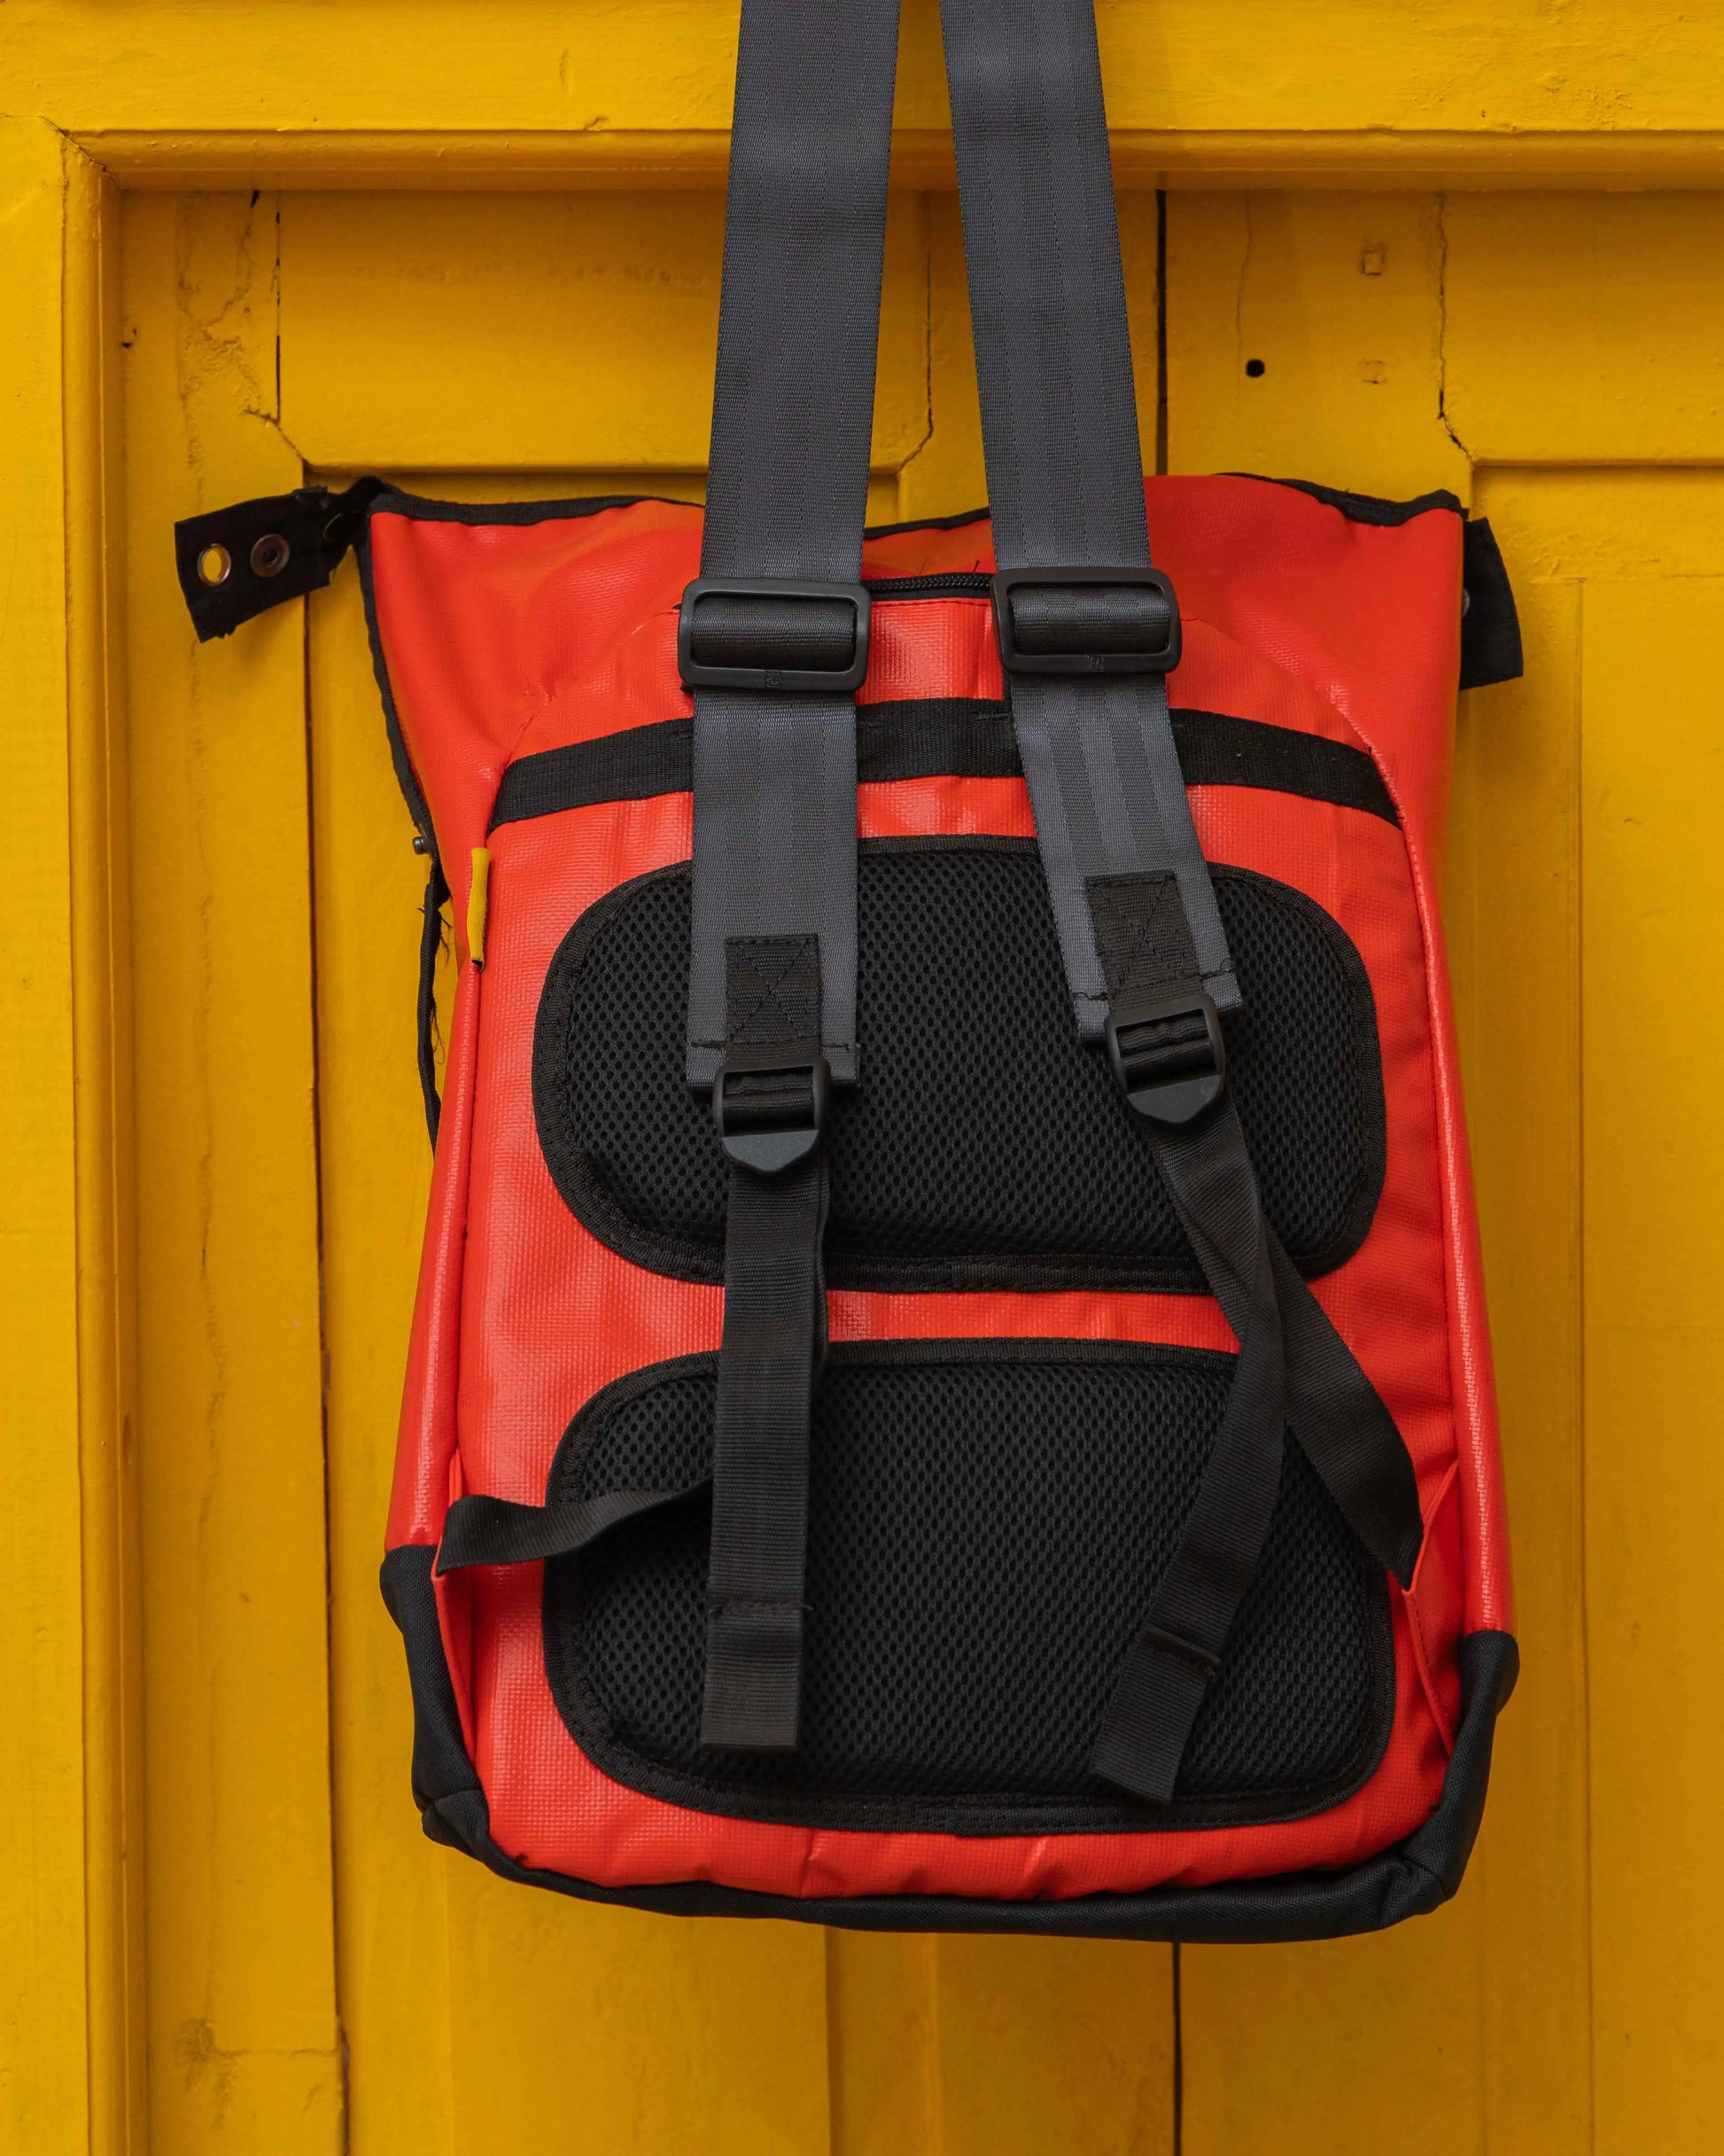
[177,0,1518,1941]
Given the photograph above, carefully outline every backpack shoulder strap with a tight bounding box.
[682,0,902,1752]
[940,0,1424,1800]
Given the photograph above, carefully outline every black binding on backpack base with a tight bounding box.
[384,1541,1516,1943]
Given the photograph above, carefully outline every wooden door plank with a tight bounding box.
[278,191,931,476]
[1165,191,1466,507]
[306,476,835,2152]
[1167,193,1588,2154]
[1442,195,1724,465]
[18,1,1724,190]
[307,560,458,2156]
[929,1937,1174,2156]
[1445,470,1592,2156]
[1575,506,1724,2154]
[120,190,344,2151]
[0,113,97,2156]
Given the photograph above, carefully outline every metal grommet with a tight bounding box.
[197,542,233,587]
[250,533,291,578]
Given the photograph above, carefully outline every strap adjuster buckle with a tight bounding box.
[1107,987,1226,1125]
[679,578,871,694]
[991,565,1181,677]
[712,1045,831,1172]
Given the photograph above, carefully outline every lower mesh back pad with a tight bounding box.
[533,840,1386,1293]
[544,1345,1391,1833]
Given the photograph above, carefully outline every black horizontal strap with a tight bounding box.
[435,1482,702,1573]
[490,704,1398,830]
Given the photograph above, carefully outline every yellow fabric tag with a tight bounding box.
[467,847,491,966]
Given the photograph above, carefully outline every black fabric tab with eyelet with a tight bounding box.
[175,477,386,642]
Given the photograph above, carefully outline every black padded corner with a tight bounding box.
[1460,518,1524,689]
[380,1545,482,1817]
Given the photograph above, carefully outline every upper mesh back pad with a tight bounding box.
[532,841,1386,1292]
[544,1345,1391,1833]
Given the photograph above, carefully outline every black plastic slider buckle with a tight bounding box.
[712,1045,831,1173]
[679,578,871,694]
[991,565,1181,676]
[1106,986,1226,1125]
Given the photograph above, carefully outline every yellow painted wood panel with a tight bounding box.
[283,187,1177,2154]
[1167,197,1594,2153]
[0,113,96,2156]
[13,7,1724,2143]
[120,191,343,2150]
[16,1,1724,189]
[1442,196,1724,463]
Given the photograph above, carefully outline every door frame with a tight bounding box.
[10,6,1724,2147]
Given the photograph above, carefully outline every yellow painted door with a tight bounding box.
[114,177,1724,2154]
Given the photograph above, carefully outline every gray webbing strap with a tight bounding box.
[686,0,903,1090]
[939,0,1422,1802]
[937,0,1238,1037]
[685,0,902,1751]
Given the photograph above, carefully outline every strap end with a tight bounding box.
[701,1599,805,1752]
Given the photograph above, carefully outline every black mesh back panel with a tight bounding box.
[544,1345,1392,1836]
[533,842,1386,1293]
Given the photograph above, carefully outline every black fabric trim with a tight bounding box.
[490,704,1398,831]
[863,505,990,537]
[415,857,448,1148]
[383,1535,1512,1939]
[1459,518,1524,689]
[1226,475,1465,525]
[366,487,688,526]
[538,1341,1394,1836]
[353,525,435,852]
[863,572,993,597]
[532,841,1387,1297]
[352,524,447,1148]
[379,1545,482,1814]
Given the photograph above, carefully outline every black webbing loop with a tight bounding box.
[937,0,1238,1037]
[702,1152,828,1749]
[1085,885,1423,1799]
[683,0,901,1753]
[1091,1097,1288,1801]
[436,1483,701,1574]
[700,933,832,1750]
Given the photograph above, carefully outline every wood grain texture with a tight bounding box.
[1167,195,1592,2154]
[18,7,1724,2149]
[0,113,95,2156]
[121,191,343,2152]
[14,1,1724,187]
